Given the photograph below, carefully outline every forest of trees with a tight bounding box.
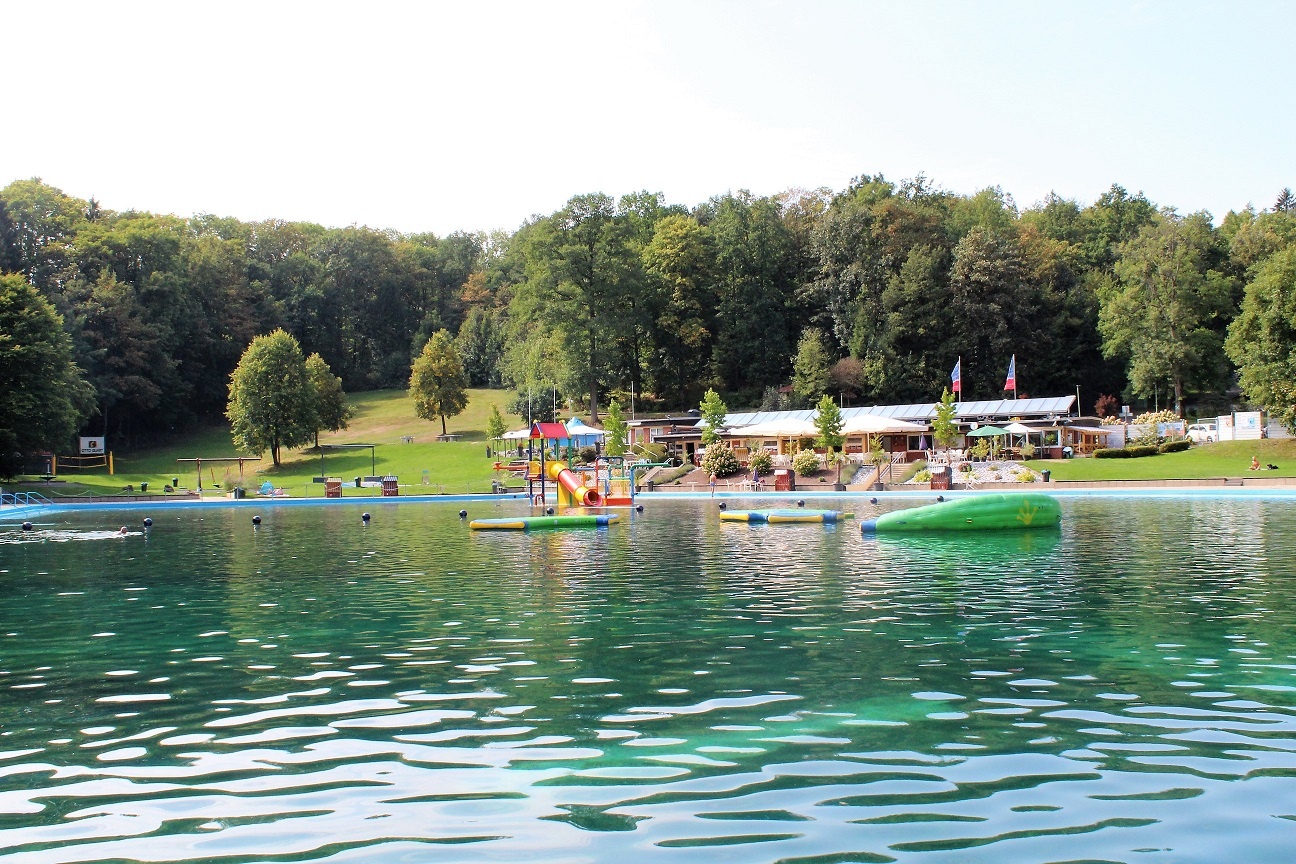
[2,174,1295,462]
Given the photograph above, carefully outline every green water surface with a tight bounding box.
[1,496,1294,863]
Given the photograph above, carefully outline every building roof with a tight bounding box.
[721,396,1075,429]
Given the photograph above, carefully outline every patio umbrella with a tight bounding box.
[917,434,928,450]
[967,425,1008,437]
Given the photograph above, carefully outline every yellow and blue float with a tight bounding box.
[720,508,854,524]
[470,514,620,531]
[860,493,1061,533]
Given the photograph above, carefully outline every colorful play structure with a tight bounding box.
[860,493,1061,533]
[720,508,854,524]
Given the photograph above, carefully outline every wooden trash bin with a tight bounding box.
[774,468,794,492]
[930,464,950,490]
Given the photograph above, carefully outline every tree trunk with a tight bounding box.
[441,413,448,436]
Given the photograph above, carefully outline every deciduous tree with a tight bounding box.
[1225,246,1296,432]
[409,329,468,436]
[226,329,317,466]
[306,352,351,448]
[0,274,92,478]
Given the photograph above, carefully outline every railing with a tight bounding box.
[1,491,53,507]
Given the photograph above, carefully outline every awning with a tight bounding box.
[1067,425,1115,435]
[842,415,928,435]
[967,425,1008,437]
[729,418,819,438]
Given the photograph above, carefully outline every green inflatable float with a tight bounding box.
[860,493,1061,533]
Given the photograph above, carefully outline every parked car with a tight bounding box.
[1187,422,1217,444]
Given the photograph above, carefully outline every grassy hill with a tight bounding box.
[15,389,529,499]
[1026,438,1296,481]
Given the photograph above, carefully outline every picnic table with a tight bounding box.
[400,435,415,443]
[436,433,462,442]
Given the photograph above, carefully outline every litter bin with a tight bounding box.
[1041,469,1051,482]
[140,482,148,492]
[231,487,245,499]
[646,480,655,492]
[355,476,363,488]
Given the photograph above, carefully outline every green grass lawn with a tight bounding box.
[11,389,529,499]
[1025,438,1296,481]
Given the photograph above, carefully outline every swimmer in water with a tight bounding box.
[118,526,129,536]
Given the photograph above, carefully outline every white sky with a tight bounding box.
[4,0,1292,236]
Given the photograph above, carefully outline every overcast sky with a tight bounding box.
[4,1,1291,235]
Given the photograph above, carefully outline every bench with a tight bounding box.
[436,433,462,442]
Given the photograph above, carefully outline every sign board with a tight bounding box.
[80,437,105,455]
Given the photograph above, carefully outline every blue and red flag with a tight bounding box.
[1004,355,1016,392]
[951,359,961,394]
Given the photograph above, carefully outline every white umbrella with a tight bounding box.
[841,414,928,435]
[501,428,531,440]
[730,417,819,438]
[1003,422,1034,435]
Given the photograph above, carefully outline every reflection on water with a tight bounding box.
[1,497,1295,862]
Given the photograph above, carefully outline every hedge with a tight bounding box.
[1158,439,1192,454]
[1094,445,1161,459]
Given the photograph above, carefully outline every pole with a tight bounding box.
[1075,385,1080,417]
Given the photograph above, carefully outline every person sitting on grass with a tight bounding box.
[1250,455,1261,471]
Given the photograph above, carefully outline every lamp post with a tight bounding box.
[1075,385,1080,417]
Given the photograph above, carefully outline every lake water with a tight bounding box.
[2,496,1295,863]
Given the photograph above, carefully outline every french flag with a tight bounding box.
[1004,355,1016,391]
[951,359,961,394]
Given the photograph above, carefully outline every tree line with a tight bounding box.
[2,174,1295,474]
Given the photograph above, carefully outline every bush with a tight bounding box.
[747,449,774,475]
[1158,439,1192,454]
[792,449,821,475]
[701,445,742,478]
[1020,442,1036,459]
[576,445,598,464]
[1094,445,1160,459]
[914,469,932,483]
[1015,470,1037,482]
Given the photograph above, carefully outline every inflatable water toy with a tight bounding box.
[720,509,854,524]
[470,514,620,531]
[860,493,1060,533]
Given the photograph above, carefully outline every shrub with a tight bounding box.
[914,469,932,483]
[701,445,742,478]
[576,445,598,464]
[1094,445,1160,459]
[959,462,973,473]
[1158,439,1192,454]
[792,449,821,475]
[1020,442,1036,459]
[1015,471,1037,482]
[1133,409,1180,426]
[747,449,774,475]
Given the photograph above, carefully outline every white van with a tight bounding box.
[1187,422,1217,444]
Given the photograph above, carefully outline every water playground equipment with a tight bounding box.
[860,493,1061,533]
[469,514,620,531]
[721,508,854,524]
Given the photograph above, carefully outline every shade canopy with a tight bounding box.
[565,418,607,438]
[501,428,531,440]
[967,425,1009,437]
[842,414,928,435]
[730,417,819,438]
[1003,422,1035,435]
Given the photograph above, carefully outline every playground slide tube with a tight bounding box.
[860,493,1061,533]
[547,461,603,506]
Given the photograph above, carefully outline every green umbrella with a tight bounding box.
[967,425,1008,437]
